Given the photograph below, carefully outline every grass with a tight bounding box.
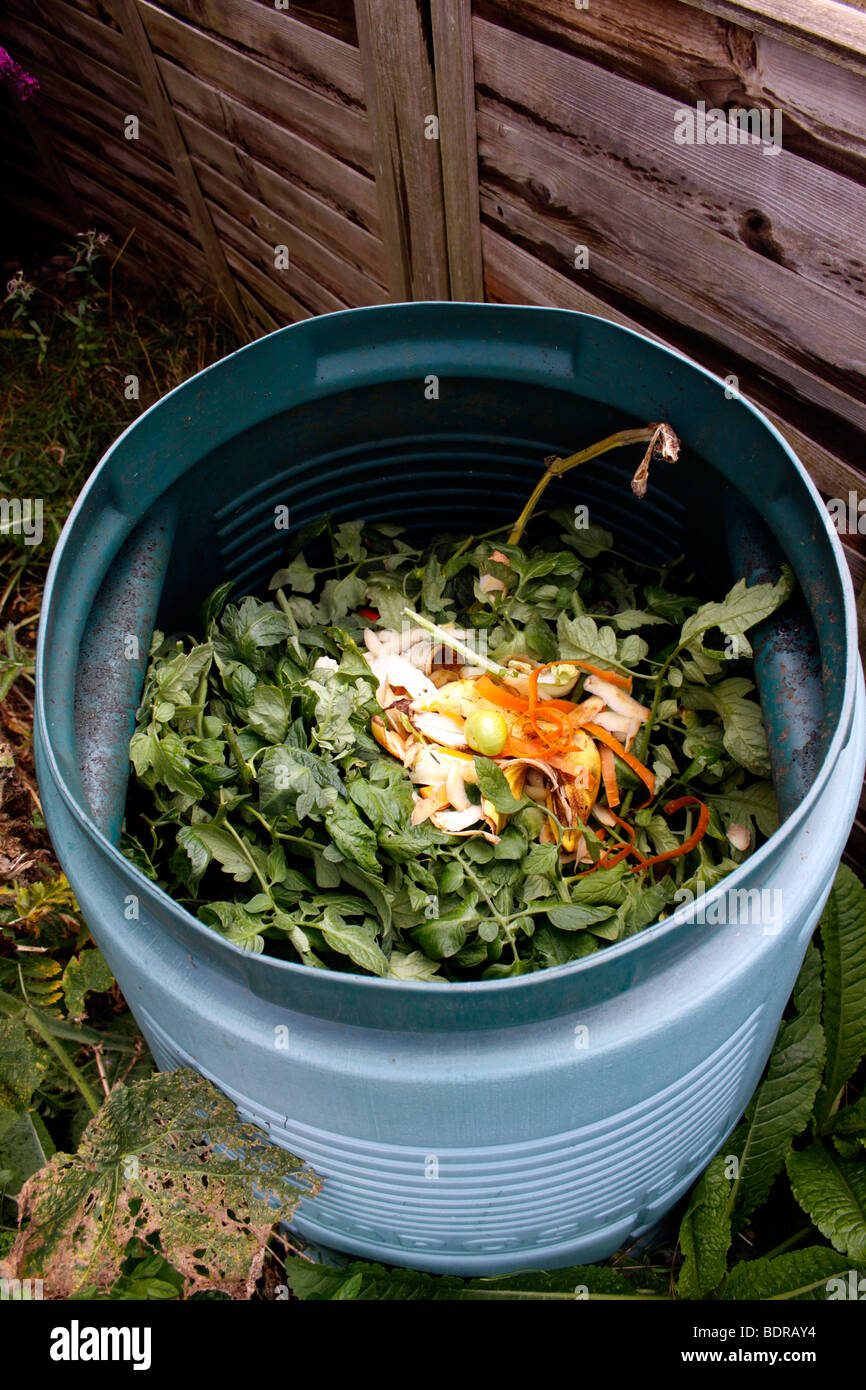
[0,233,241,1268]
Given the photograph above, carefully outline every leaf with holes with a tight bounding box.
[3,1069,320,1298]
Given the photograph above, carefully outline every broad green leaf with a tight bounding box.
[320,911,389,977]
[680,679,770,776]
[557,612,631,676]
[245,685,289,744]
[532,925,599,967]
[644,584,700,623]
[523,611,558,661]
[199,902,266,954]
[726,943,825,1226]
[324,800,381,875]
[410,916,469,960]
[815,865,866,1126]
[5,1070,319,1298]
[178,824,256,883]
[269,553,317,594]
[317,573,367,624]
[286,1256,637,1300]
[61,949,115,1020]
[706,782,778,840]
[568,864,630,905]
[473,756,523,814]
[828,1095,866,1140]
[787,1141,866,1261]
[388,950,442,981]
[536,902,617,932]
[680,570,793,648]
[722,1247,865,1301]
[334,520,364,563]
[258,745,344,818]
[220,597,292,666]
[611,608,669,631]
[200,579,235,629]
[365,581,409,630]
[552,509,613,560]
[677,1154,732,1298]
[150,729,204,798]
[152,643,212,709]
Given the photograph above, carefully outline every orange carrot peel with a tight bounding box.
[584,722,655,802]
[635,795,710,871]
[576,811,642,875]
[599,744,620,808]
[528,665,574,751]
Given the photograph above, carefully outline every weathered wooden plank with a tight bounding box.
[174,108,384,281]
[111,0,250,337]
[354,0,450,299]
[0,146,82,240]
[1,52,181,226]
[480,225,866,524]
[49,116,189,215]
[2,14,156,143]
[147,0,364,104]
[678,0,866,79]
[476,0,866,185]
[430,0,483,300]
[236,282,282,337]
[15,95,89,228]
[10,5,380,241]
[209,204,347,317]
[224,243,316,326]
[193,156,388,307]
[476,0,740,103]
[138,1,372,172]
[256,0,358,49]
[229,255,314,328]
[60,160,209,283]
[53,132,199,254]
[473,17,866,313]
[476,114,866,434]
[168,69,379,233]
[747,32,866,168]
[7,0,135,77]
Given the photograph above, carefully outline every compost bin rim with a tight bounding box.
[36,302,860,995]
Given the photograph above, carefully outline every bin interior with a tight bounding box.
[54,312,849,864]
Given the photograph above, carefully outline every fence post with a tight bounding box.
[430,0,484,301]
[354,0,450,300]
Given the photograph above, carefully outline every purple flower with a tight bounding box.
[0,45,39,101]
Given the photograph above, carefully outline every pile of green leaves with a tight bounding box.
[124,512,792,980]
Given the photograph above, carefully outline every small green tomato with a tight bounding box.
[464,708,508,757]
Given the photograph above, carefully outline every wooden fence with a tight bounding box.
[3,0,866,849]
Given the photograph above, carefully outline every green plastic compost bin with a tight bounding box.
[35,304,866,1274]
